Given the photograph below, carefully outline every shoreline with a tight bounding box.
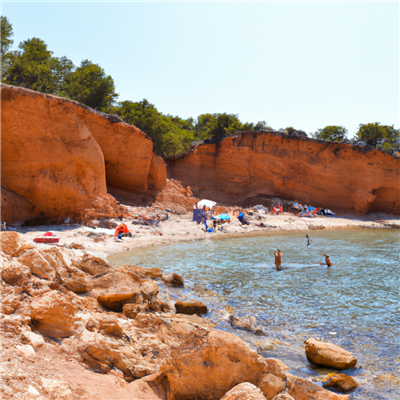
[12,209,400,259]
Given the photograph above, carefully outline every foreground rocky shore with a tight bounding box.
[1,229,356,400]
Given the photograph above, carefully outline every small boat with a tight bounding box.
[33,237,59,243]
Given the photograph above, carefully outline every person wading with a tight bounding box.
[323,254,333,267]
[274,249,283,271]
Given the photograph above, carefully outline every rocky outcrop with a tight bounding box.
[1,233,353,400]
[167,132,400,214]
[305,338,357,369]
[1,84,166,224]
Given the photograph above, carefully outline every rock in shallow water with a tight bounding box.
[175,300,208,315]
[305,338,357,369]
[162,272,184,287]
[323,373,359,392]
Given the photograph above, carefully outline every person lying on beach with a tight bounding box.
[274,249,282,271]
[323,254,333,267]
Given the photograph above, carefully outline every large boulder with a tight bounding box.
[26,291,80,338]
[93,267,162,312]
[220,383,267,400]
[165,328,274,400]
[305,338,357,369]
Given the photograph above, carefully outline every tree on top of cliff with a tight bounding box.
[314,126,348,142]
[195,113,243,143]
[1,16,14,79]
[356,122,400,154]
[62,60,118,112]
[3,37,74,94]
[254,121,273,131]
[113,99,195,157]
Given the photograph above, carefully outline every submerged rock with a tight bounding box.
[175,300,208,315]
[229,315,265,336]
[305,338,357,369]
[323,373,359,393]
[162,272,184,287]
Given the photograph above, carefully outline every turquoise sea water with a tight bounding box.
[108,229,400,399]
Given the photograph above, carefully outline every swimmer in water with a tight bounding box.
[323,254,333,267]
[274,249,283,271]
[306,234,312,247]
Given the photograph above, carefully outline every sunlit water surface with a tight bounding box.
[108,229,400,399]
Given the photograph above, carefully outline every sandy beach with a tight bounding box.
[12,206,400,258]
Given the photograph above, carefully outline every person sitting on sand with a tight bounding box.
[323,254,333,267]
[274,249,282,271]
[238,211,250,225]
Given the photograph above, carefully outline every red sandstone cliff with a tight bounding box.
[167,132,400,214]
[1,84,166,224]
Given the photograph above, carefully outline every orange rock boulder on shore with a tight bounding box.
[305,338,357,369]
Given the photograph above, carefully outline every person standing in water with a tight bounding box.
[323,254,333,267]
[306,234,312,247]
[275,249,282,270]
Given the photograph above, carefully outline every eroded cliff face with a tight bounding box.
[167,132,400,214]
[1,84,166,224]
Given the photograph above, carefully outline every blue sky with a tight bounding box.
[2,1,399,136]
